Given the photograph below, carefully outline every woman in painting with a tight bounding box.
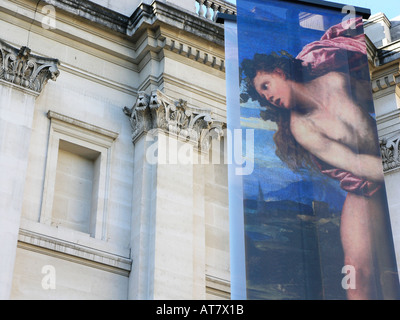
[240,17,400,299]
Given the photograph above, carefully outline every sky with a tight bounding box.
[226,0,400,20]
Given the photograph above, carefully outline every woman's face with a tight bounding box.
[253,69,293,109]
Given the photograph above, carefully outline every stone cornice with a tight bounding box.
[21,1,226,73]
[123,90,225,150]
[47,110,119,141]
[37,0,130,34]
[364,16,400,67]
[205,274,230,299]
[37,0,226,48]
[9,0,226,55]
[127,2,225,46]
[377,40,400,66]
[39,0,234,41]
[376,108,400,127]
[364,12,392,30]
[0,38,60,93]
[18,228,132,276]
[125,2,226,71]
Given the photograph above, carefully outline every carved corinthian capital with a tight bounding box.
[380,134,400,172]
[123,90,225,151]
[0,39,60,93]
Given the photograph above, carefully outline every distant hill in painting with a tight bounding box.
[265,180,346,212]
[244,179,347,213]
[243,179,347,300]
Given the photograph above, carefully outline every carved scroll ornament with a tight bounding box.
[0,39,60,93]
[123,90,225,151]
[380,134,400,172]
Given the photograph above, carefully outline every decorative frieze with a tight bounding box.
[164,37,225,71]
[380,133,400,172]
[123,90,225,151]
[0,39,59,93]
[372,72,398,93]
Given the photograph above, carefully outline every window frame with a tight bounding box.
[40,110,118,240]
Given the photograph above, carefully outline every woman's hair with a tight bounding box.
[240,52,316,171]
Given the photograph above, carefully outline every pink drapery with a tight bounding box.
[297,17,381,197]
[312,156,381,197]
[296,16,367,77]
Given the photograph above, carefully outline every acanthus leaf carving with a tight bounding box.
[123,91,152,141]
[380,134,400,172]
[0,39,60,93]
[123,89,225,151]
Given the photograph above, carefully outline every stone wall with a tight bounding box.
[366,13,400,274]
[0,0,230,299]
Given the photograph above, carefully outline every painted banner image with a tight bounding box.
[236,0,400,299]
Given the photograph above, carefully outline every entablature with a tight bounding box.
[127,1,225,71]
[0,0,228,96]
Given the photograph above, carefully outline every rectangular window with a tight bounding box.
[52,140,100,235]
[41,111,118,239]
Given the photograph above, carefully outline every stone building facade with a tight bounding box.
[0,0,235,300]
[365,12,400,270]
[1,0,399,300]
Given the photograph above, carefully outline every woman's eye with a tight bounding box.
[263,83,269,90]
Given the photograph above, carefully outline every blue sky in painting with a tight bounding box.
[236,0,345,60]
[228,0,400,20]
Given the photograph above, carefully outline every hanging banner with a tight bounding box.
[233,0,400,299]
